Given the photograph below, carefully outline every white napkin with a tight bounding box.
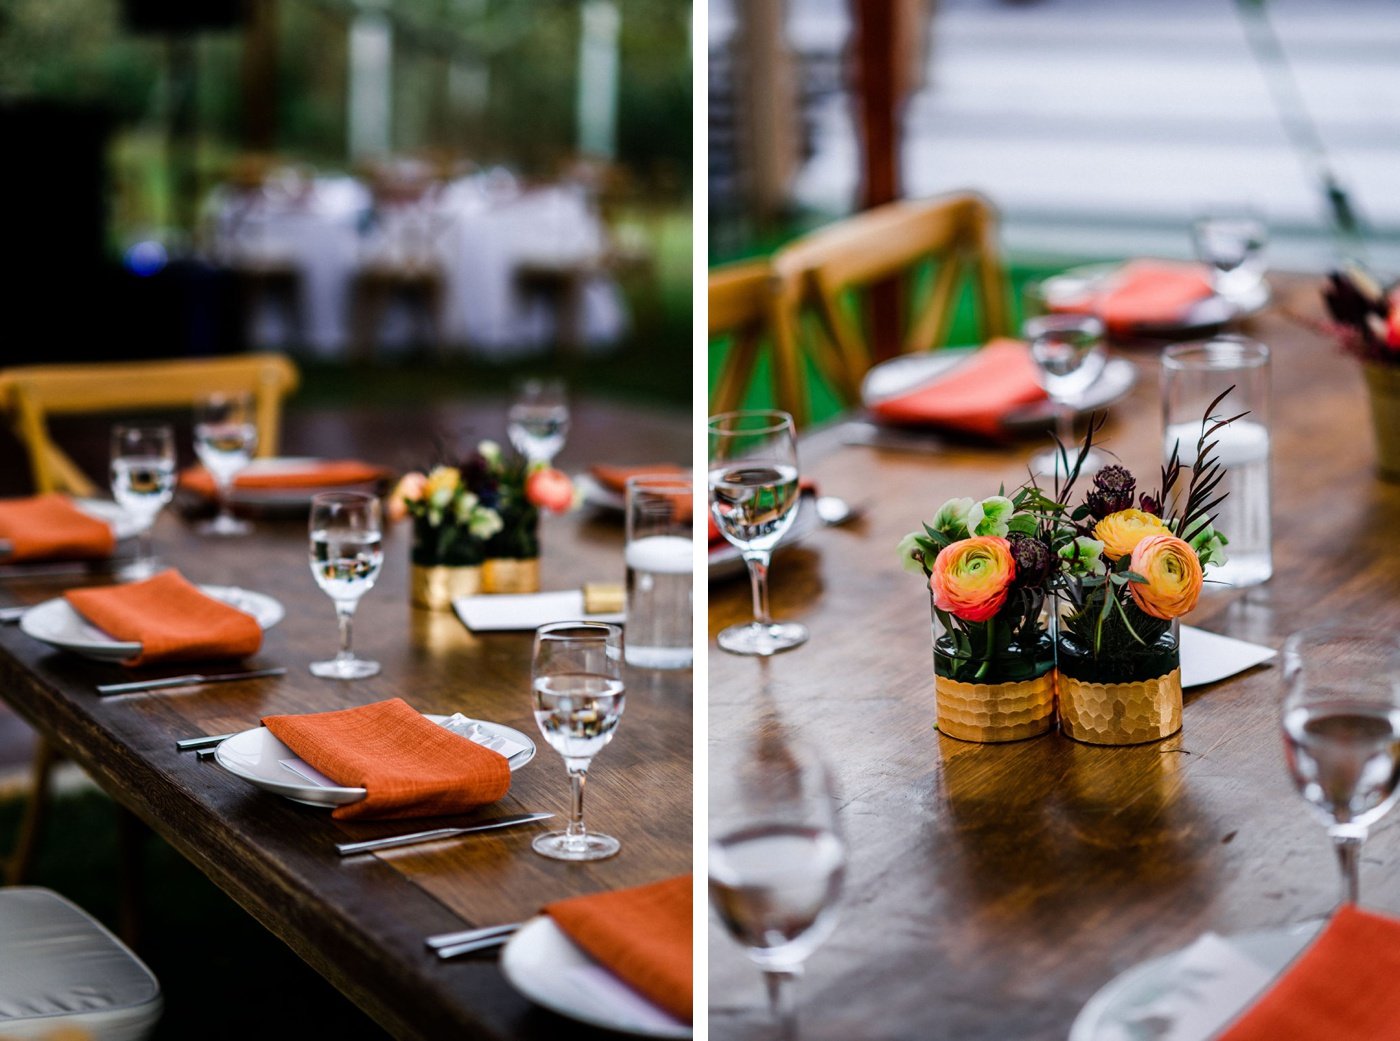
[1180,626,1276,690]
[453,591,625,632]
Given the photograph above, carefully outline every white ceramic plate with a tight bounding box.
[501,916,692,1039]
[1068,921,1321,1041]
[73,499,147,542]
[860,348,1139,433]
[1040,262,1271,338]
[708,490,822,582]
[19,585,284,663]
[213,714,537,808]
[575,473,627,513]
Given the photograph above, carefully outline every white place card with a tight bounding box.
[453,591,625,632]
[1180,625,1277,690]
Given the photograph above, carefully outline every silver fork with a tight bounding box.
[426,922,522,959]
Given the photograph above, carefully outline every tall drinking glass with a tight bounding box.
[710,737,845,1040]
[531,621,625,861]
[193,392,257,536]
[308,491,383,679]
[708,410,807,656]
[507,379,570,465]
[1192,211,1268,302]
[1024,313,1107,479]
[624,474,694,670]
[1281,627,1400,906]
[1162,337,1271,586]
[109,424,176,579]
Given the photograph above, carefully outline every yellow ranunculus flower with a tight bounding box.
[1093,509,1170,562]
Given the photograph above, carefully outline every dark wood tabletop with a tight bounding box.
[708,275,1400,1039]
[0,395,692,1041]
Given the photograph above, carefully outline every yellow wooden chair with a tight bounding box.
[770,192,1012,411]
[708,259,813,427]
[0,353,298,496]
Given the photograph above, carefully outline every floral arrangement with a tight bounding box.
[390,440,575,567]
[1322,267,1400,366]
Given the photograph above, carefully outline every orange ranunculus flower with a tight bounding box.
[1093,508,1171,562]
[1129,534,1204,620]
[929,536,1016,623]
[525,467,575,513]
[387,471,427,523]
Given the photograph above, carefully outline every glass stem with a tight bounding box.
[567,766,588,841]
[742,550,773,626]
[763,967,801,1041]
[1055,400,1075,452]
[1331,827,1366,905]
[215,477,234,522]
[335,601,357,663]
[137,526,152,571]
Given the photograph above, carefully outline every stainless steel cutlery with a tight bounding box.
[426,922,522,959]
[335,812,553,856]
[98,667,288,696]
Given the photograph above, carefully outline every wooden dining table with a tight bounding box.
[0,395,692,1041]
[708,274,1400,1039]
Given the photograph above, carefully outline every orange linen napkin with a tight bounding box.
[262,697,511,821]
[65,570,262,667]
[1057,260,1214,336]
[869,339,1047,439]
[545,874,693,1023]
[1217,906,1400,1041]
[0,494,117,562]
[180,459,389,498]
[589,463,686,495]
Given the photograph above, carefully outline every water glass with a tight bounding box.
[1281,627,1400,905]
[194,392,258,536]
[507,379,570,465]
[624,474,694,670]
[1024,313,1107,479]
[109,424,176,580]
[1161,337,1271,586]
[308,491,384,679]
[531,621,625,861]
[1192,212,1268,301]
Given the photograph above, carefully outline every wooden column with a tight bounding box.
[734,0,799,229]
[241,0,278,151]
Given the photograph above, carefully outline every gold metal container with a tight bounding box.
[481,557,541,594]
[1057,668,1183,745]
[1364,362,1400,482]
[410,564,482,611]
[934,671,1057,743]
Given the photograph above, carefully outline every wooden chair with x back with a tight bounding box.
[708,259,812,427]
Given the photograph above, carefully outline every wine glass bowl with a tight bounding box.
[1192,212,1267,301]
[194,392,258,536]
[507,379,570,465]
[308,491,384,680]
[1024,313,1107,479]
[1280,626,1400,905]
[109,423,176,580]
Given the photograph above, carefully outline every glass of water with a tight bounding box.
[1024,313,1107,479]
[710,736,845,1039]
[1162,337,1271,586]
[1281,627,1400,906]
[193,392,258,536]
[507,379,570,465]
[109,424,176,580]
[624,474,693,670]
[531,621,625,861]
[1192,211,1267,302]
[308,491,384,680]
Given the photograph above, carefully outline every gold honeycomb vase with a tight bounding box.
[1058,667,1183,746]
[934,671,1057,743]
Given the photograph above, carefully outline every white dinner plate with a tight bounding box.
[1068,920,1321,1041]
[19,585,284,663]
[213,714,537,808]
[501,916,692,1039]
[860,348,1140,434]
[575,473,627,513]
[73,499,147,542]
[1040,262,1271,339]
[707,490,822,582]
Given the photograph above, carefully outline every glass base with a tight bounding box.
[717,620,808,657]
[310,657,381,679]
[532,830,620,861]
[115,557,161,581]
[1031,446,1106,480]
[198,513,252,537]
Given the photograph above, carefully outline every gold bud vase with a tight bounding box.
[410,564,482,611]
[1363,362,1400,482]
[482,557,541,594]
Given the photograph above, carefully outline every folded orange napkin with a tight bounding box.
[545,875,693,1023]
[1217,906,1400,1041]
[180,459,388,498]
[0,494,117,563]
[65,570,262,667]
[869,339,1047,438]
[1057,260,1214,336]
[589,463,686,495]
[262,697,511,821]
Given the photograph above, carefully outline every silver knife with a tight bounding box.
[426,922,522,950]
[0,606,28,624]
[176,732,238,752]
[97,667,288,696]
[336,812,554,856]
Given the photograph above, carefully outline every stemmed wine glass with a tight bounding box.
[507,379,570,465]
[710,736,845,1039]
[708,410,807,656]
[109,424,176,580]
[1192,211,1267,302]
[1024,313,1107,479]
[194,392,258,536]
[530,621,626,861]
[308,491,384,679]
[1281,626,1400,905]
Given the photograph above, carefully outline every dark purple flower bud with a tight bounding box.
[1085,464,1136,519]
[1139,493,1161,516]
[1009,536,1052,588]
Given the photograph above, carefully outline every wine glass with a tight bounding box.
[308,491,384,679]
[193,392,258,536]
[708,410,808,656]
[1192,211,1267,302]
[530,621,625,861]
[710,736,845,1039]
[109,424,176,580]
[507,379,570,465]
[1281,626,1400,905]
[1024,313,1107,479]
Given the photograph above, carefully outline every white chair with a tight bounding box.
[0,888,161,1041]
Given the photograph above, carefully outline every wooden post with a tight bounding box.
[241,0,278,152]
[734,0,799,230]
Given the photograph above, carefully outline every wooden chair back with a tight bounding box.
[771,192,1011,407]
[0,354,299,496]
[708,259,813,426]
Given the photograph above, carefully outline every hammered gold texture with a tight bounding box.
[1058,668,1183,745]
[934,671,1056,743]
[481,557,541,593]
[409,563,482,610]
